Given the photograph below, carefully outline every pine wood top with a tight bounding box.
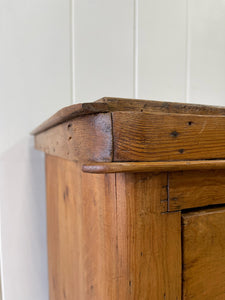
[32,97,225,135]
[33,97,225,164]
[31,102,109,135]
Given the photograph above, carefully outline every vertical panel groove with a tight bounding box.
[133,0,139,99]
[167,173,170,212]
[71,0,76,104]
[181,212,184,299]
[185,0,191,103]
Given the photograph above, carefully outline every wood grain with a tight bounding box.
[182,207,225,299]
[35,113,112,162]
[31,102,109,134]
[46,155,117,300]
[115,172,181,299]
[32,97,225,135]
[46,155,181,299]
[112,111,225,161]
[99,97,225,116]
[82,160,225,173]
[169,170,225,211]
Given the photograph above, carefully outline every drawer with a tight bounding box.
[169,170,225,211]
[182,207,225,299]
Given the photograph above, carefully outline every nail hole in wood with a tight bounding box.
[170,131,179,138]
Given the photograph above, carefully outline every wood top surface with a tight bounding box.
[33,97,225,164]
[32,97,225,134]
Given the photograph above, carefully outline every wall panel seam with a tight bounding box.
[185,0,191,103]
[133,0,138,99]
[71,0,76,104]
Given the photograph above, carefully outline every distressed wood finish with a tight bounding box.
[182,208,225,299]
[82,160,225,173]
[115,172,181,299]
[46,155,117,299]
[169,170,225,211]
[34,99,225,300]
[33,97,225,135]
[112,111,225,162]
[46,155,181,299]
[32,102,109,135]
[98,97,225,116]
[33,99,225,163]
[35,113,112,162]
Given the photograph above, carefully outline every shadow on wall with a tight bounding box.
[0,137,49,300]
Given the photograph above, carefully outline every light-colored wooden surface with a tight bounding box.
[169,170,225,211]
[31,102,109,135]
[115,172,181,299]
[182,207,225,299]
[34,103,225,163]
[35,113,112,162]
[112,111,225,162]
[33,97,225,135]
[46,155,181,299]
[46,155,117,299]
[82,160,225,173]
[34,96,200,137]
[98,97,225,115]
[36,99,225,299]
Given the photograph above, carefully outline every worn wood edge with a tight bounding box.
[82,160,225,173]
[34,113,113,162]
[98,97,225,116]
[112,111,225,162]
[32,97,225,135]
[182,207,225,221]
[31,102,110,135]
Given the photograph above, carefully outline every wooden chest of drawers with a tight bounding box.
[32,97,225,299]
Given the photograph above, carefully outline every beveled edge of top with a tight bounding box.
[32,96,225,135]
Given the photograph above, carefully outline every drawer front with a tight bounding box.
[182,208,225,299]
[169,170,225,211]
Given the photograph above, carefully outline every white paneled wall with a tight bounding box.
[0,0,72,154]
[73,0,188,102]
[137,0,187,101]
[0,0,71,300]
[73,0,134,101]
[1,0,225,300]
[73,0,225,106]
[0,140,47,300]
[187,0,225,105]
